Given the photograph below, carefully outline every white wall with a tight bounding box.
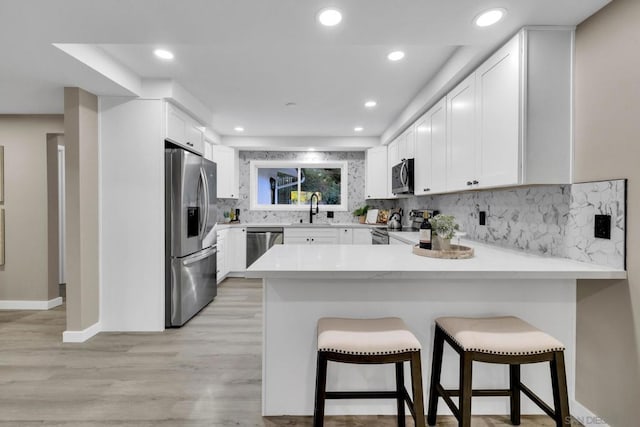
[99,97,164,331]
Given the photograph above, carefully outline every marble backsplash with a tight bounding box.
[216,151,394,225]
[398,180,626,269]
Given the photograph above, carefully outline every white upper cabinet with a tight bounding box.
[446,74,477,192]
[165,103,204,154]
[210,144,240,199]
[414,98,447,195]
[365,146,388,200]
[398,126,415,161]
[475,35,521,188]
[443,28,573,192]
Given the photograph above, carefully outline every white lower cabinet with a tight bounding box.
[216,229,229,283]
[338,228,353,244]
[284,228,338,244]
[227,227,247,272]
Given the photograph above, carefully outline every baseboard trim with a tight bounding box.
[571,399,610,427]
[0,297,63,310]
[62,322,101,343]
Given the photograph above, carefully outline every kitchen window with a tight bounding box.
[249,160,348,211]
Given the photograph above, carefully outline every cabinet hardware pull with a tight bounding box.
[472,180,479,185]
[424,188,430,192]
[466,181,473,186]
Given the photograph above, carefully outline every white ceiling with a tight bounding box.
[0,0,610,138]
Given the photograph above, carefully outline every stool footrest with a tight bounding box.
[444,388,512,397]
[326,390,404,400]
[520,382,555,418]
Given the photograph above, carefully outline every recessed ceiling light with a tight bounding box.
[317,8,342,27]
[354,127,364,132]
[153,49,174,60]
[387,51,405,62]
[234,126,244,132]
[364,100,377,108]
[474,8,506,27]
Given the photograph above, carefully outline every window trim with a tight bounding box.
[249,160,349,211]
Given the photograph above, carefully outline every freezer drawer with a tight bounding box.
[166,246,217,327]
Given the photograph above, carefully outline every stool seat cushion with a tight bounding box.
[317,317,421,355]
[435,316,565,355]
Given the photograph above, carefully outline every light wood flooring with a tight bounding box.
[0,278,580,426]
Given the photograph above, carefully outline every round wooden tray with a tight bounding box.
[412,244,474,259]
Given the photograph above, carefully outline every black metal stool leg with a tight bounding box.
[396,362,406,427]
[313,352,328,427]
[427,327,445,425]
[509,364,521,425]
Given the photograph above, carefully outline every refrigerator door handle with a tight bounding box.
[199,167,209,238]
[182,245,217,267]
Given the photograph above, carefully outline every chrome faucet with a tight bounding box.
[309,193,319,224]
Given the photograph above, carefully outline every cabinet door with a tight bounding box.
[210,145,239,199]
[166,104,186,144]
[430,99,447,193]
[413,113,431,196]
[365,146,388,199]
[446,74,477,192]
[475,35,521,188]
[309,236,337,244]
[228,228,246,272]
[185,122,204,154]
[400,126,415,160]
[353,228,372,245]
[216,230,228,282]
[283,236,310,244]
[166,103,203,154]
[387,139,400,198]
[338,228,353,244]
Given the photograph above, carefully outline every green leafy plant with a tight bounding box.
[352,205,370,217]
[429,214,459,240]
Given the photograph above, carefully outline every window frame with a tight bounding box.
[249,160,349,211]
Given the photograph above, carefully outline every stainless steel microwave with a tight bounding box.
[391,158,414,194]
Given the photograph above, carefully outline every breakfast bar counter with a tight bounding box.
[246,241,625,417]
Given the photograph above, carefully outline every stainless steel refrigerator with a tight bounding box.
[165,147,218,327]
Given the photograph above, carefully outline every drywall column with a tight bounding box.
[46,134,63,300]
[63,88,100,340]
[574,0,640,425]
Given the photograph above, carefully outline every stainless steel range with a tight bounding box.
[373,209,434,245]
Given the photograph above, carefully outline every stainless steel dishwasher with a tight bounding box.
[246,227,284,268]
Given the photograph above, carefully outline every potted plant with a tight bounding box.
[429,214,459,251]
[352,205,370,224]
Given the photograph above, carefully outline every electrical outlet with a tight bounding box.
[327,211,334,218]
[594,214,611,239]
[479,211,486,226]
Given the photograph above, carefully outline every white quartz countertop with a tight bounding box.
[246,239,626,280]
[216,222,384,230]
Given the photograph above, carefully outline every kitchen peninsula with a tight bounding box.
[246,241,625,417]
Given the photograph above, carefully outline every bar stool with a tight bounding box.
[427,316,570,427]
[313,317,426,427]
